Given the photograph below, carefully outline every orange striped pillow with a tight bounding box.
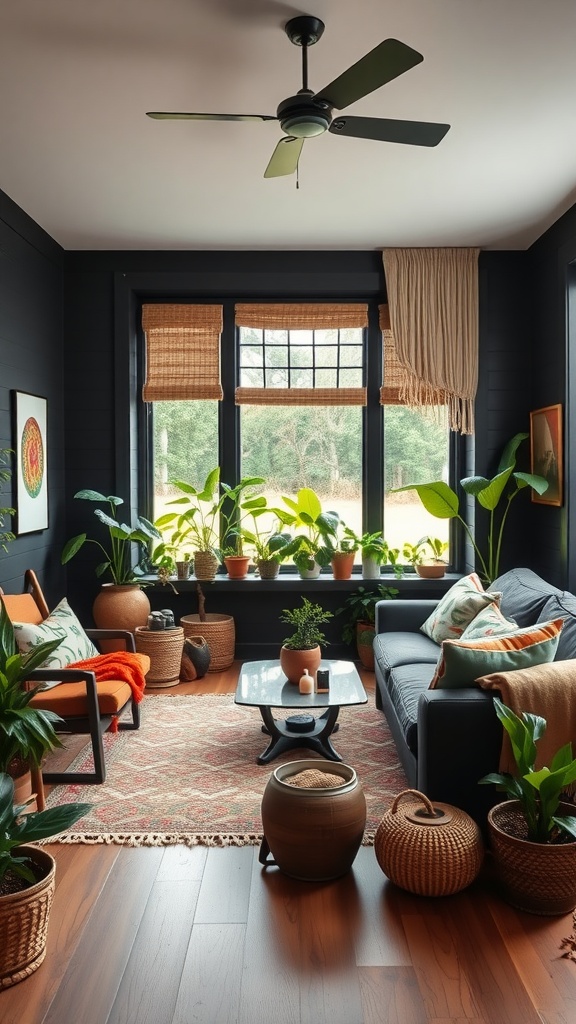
[429,618,564,689]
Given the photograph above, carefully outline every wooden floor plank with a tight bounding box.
[155,843,208,882]
[351,847,412,967]
[107,878,201,1024]
[172,923,246,1024]
[358,966,428,1024]
[193,846,253,924]
[42,847,165,1024]
[401,905,482,1019]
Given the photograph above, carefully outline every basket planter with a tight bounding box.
[374,789,484,897]
[0,845,56,989]
[259,760,366,881]
[180,613,235,671]
[256,557,280,580]
[134,626,185,687]
[175,560,192,580]
[487,800,576,915]
[193,550,219,581]
[279,644,321,684]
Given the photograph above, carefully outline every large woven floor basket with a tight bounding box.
[374,789,484,897]
[0,846,56,989]
[180,613,235,672]
[134,626,185,686]
[488,800,576,915]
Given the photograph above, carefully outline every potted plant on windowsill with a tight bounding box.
[242,502,292,579]
[480,698,576,915]
[326,524,360,580]
[276,488,339,579]
[335,584,399,670]
[61,490,162,632]
[0,772,90,988]
[220,476,266,579]
[279,596,333,683]
[393,433,549,585]
[359,532,388,580]
[415,536,449,578]
[155,467,224,581]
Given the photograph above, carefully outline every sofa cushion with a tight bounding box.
[12,597,99,669]
[387,663,437,755]
[420,572,501,644]
[429,618,564,689]
[373,631,440,678]
[537,592,576,662]
[491,568,561,627]
[460,603,518,640]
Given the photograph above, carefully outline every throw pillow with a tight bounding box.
[429,618,564,690]
[420,573,502,644]
[460,603,518,640]
[12,597,99,670]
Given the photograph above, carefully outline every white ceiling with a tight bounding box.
[2,0,576,252]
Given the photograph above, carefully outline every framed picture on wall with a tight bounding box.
[530,403,563,507]
[12,390,48,533]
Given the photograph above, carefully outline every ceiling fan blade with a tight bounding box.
[329,116,450,147]
[264,137,304,178]
[315,38,423,111]
[146,112,277,122]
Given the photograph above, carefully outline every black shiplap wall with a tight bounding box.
[0,190,66,606]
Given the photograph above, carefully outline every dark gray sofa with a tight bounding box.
[373,568,576,823]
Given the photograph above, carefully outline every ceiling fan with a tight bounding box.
[146,15,450,179]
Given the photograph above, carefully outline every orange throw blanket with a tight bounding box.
[67,651,147,732]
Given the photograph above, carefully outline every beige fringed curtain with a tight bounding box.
[235,303,368,406]
[141,304,223,401]
[382,248,480,433]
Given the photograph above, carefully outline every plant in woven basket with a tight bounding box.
[0,773,90,890]
[480,698,576,843]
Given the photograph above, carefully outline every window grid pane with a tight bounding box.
[238,326,364,390]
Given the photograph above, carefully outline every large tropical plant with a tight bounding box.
[393,432,549,584]
[480,698,576,844]
[275,488,339,572]
[154,467,225,557]
[62,490,161,585]
[0,600,65,773]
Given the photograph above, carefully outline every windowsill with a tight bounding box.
[143,571,462,594]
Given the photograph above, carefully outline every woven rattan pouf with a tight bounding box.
[374,789,484,896]
[134,626,185,687]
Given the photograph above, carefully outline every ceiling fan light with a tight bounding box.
[280,114,327,138]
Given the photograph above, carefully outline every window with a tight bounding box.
[144,300,453,570]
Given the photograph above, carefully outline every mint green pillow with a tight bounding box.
[420,572,501,644]
[12,597,98,669]
[429,618,563,689]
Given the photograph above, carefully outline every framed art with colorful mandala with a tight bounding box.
[13,390,48,533]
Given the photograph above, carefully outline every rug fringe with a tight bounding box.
[40,830,377,848]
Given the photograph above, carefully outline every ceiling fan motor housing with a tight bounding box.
[276,92,332,138]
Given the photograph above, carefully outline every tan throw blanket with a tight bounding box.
[476,660,576,774]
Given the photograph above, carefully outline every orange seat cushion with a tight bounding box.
[29,652,151,717]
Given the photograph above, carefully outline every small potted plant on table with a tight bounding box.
[279,596,333,683]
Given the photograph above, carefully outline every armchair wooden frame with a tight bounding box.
[1,570,141,786]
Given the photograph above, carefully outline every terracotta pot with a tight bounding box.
[193,550,219,581]
[224,555,251,579]
[0,845,56,988]
[259,759,366,881]
[11,768,38,814]
[355,621,375,670]
[256,557,280,580]
[92,583,151,635]
[416,562,446,579]
[279,644,321,684]
[331,552,355,580]
[488,800,576,915]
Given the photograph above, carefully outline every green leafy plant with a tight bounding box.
[385,545,404,580]
[220,476,267,556]
[325,523,361,558]
[402,541,423,569]
[280,597,333,651]
[480,698,576,844]
[393,432,549,584]
[276,488,339,573]
[358,532,388,565]
[62,490,161,585]
[155,467,225,557]
[0,600,66,774]
[241,501,292,565]
[418,535,449,562]
[335,585,399,646]
[0,772,90,885]
[0,448,15,553]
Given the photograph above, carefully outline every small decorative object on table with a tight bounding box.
[316,669,330,692]
[374,789,484,896]
[298,668,314,694]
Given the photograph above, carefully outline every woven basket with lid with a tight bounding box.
[374,789,484,896]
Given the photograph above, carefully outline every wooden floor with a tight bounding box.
[2,667,576,1023]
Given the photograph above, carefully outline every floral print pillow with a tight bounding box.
[420,573,502,644]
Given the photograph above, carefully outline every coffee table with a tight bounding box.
[235,659,367,764]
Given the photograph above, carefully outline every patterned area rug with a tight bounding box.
[45,694,408,847]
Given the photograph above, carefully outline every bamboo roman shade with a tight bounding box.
[141,304,223,401]
[381,248,480,434]
[235,303,368,406]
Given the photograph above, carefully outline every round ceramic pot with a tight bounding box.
[362,557,381,580]
[297,561,321,580]
[488,800,576,915]
[0,845,56,989]
[259,759,366,881]
[416,563,446,579]
[331,552,355,580]
[279,644,321,684]
[92,583,151,633]
[224,555,251,579]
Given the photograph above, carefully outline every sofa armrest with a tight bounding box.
[416,687,503,825]
[375,599,438,634]
[86,628,136,653]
